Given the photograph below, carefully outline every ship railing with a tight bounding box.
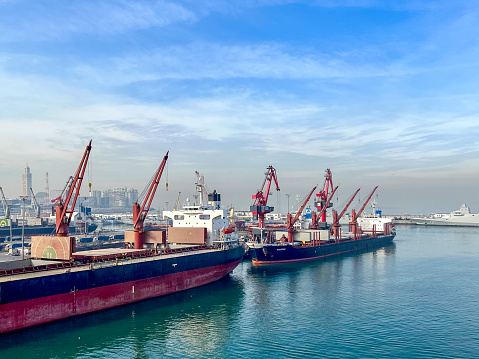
[213,239,240,250]
[161,245,209,254]
[0,246,217,276]
[86,245,213,269]
[0,260,82,277]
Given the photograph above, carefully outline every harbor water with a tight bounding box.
[1,225,479,358]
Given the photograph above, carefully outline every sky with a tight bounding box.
[1,0,479,215]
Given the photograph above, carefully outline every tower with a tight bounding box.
[22,164,32,200]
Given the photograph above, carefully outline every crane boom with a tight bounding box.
[251,165,280,228]
[335,187,361,225]
[51,176,73,205]
[30,188,41,218]
[310,184,339,229]
[286,185,318,242]
[355,186,378,219]
[292,185,318,224]
[55,140,92,237]
[132,151,169,249]
[0,187,10,218]
[349,186,378,238]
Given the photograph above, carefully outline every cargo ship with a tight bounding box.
[247,169,395,265]
[247,215,395,265]
[0,144,244,333]
[0,181,244,334]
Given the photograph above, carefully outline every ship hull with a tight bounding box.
[249,234,395,265]
[412,219,479,227]
[0,245,245,333]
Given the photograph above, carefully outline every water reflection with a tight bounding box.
[0,275,245,359]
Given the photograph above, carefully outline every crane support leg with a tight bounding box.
[134,230,144,249]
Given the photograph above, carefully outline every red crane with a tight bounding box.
[349,186,378,238]
[55,141,92,237]
[250,165,280,228]
[315,169,333,222]
[51,176,73,206]
[286,185,318,243]
[331,187,361,242]
[132,151,169,249]
[310,184,339,229]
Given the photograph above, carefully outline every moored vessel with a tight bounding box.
[248,221,395,265]
[247,169,395,265]
[0,144,244,333]
[411,204,479,227]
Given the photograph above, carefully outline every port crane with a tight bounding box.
[315,169,334,223]
[286,185,317,243]
[251,165,280,228]
[30,188,41,218]
[132,151,169,249]
[55,140,92,237]
[310,184,339,229]
[0,187,11,219]
[0,187,12,243]
[349,186,378,239]
[331,187,361,242]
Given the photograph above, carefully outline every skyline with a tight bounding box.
[1,1,479,214]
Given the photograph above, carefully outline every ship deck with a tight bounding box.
[0,244,228,282]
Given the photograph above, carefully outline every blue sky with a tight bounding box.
[1,0,479,214]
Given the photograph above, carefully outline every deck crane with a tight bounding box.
[195,171,209,206]
[0,187,10,219]
[310,184,339,229]
[331,187,361,241]
[132,151,169,249]
[30,188,41,218]
[315,169,334,223]
[349,186,378,239]
[51,176,73,206]
[55,141,92,237]
[250,165,280,228]
[286,185,318,243]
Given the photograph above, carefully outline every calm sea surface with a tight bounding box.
[1,225,479,358]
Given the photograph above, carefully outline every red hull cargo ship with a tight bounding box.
[0,166,244,333]
[0,240,244,333]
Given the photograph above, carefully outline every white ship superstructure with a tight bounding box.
[412,204,479,227]
[162,173,234,246]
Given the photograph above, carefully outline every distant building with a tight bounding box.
[127,188,138,207]
[100,187,138,209]
[92,190,102,207]
[22,165,32,200]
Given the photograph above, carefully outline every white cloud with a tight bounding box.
[0,0,197,41]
